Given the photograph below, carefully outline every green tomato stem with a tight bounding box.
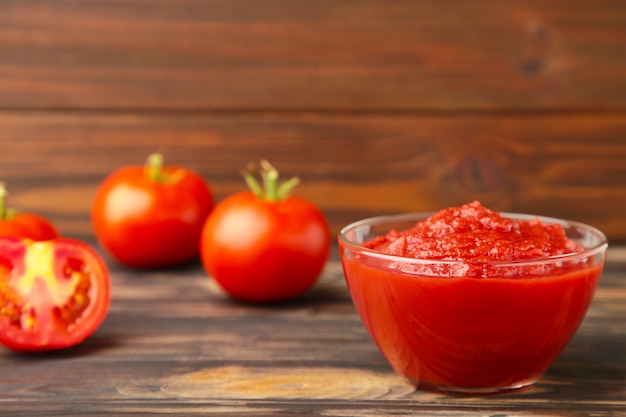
[0,182,16,220]
[242,164,263,198]
[242,160,299,201]
[146,153,166,182]
[0,182,6,220]
[276,176,300,200]
[260,160,279,201]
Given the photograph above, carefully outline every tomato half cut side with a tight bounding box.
[0,238,111,352]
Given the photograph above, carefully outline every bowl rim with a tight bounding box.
[338,211,609,267]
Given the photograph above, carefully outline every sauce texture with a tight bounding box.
[363,201,584,278]
[365,201,582,261]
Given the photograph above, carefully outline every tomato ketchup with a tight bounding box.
[339,202,607,393]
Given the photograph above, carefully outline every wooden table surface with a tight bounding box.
[1,245,624,417]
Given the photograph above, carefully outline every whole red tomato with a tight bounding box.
[92,154,213,268]
[200,160,331,303]
[0,237,110,352]
[0,183,60,241]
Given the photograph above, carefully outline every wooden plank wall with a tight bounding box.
[0,0,625,242]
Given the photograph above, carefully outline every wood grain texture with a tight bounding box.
[0,248,624,416]
[1,112,624,241]
[0,0,624,110]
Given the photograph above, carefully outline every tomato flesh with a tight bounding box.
[0,238,110,352]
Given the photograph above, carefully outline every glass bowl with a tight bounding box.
[338,212,608,395]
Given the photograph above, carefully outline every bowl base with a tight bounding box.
[415,380,535,396]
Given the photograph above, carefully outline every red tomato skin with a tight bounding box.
[200,191,331,303]
[92,166,213,268]
[0,237,110,352]
[0,214,60,241]
[0,221,29,239]
[11,213,60,241]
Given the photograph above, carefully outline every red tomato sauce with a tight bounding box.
[345,259,602,390]
[364,201,583,274]
[342,201,604,392]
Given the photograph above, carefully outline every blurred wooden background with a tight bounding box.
[0,0,624,242]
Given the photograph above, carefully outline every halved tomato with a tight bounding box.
[0,238,110,352]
